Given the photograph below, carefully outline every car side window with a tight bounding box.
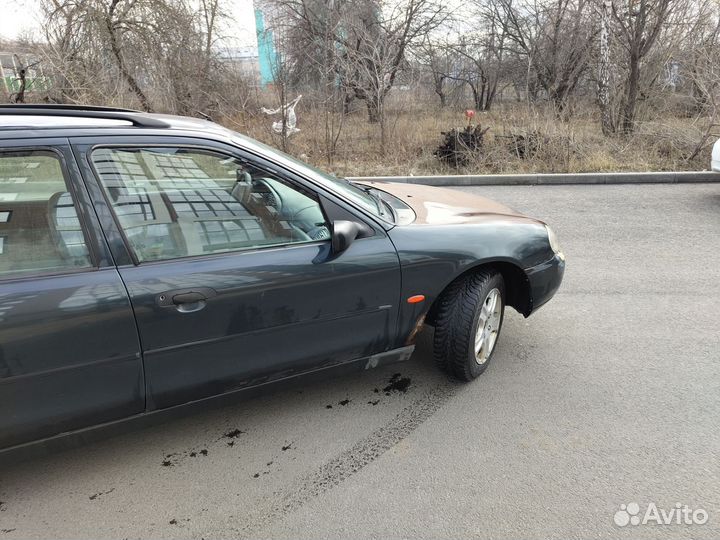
[90,147,330,263]
[0,150,93,278]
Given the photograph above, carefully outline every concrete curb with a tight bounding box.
[349,171,720,186]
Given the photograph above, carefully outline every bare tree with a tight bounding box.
[685,1,720,115]
[684,51,720,161]
[417,37,454,107]
[443,13,508,113]
[611,0,673,133]
[338,0,447,124]
[597,0,613,134]
[103,0,153,111]
[8,55,41,103]
[267,0,446,124]
[496,0,598,113]
[41,0,221,112]
[678,2,720,160]
[316,1,347,164]
[40,0,91,103]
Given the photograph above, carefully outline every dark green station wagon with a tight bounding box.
[0,105,564,454]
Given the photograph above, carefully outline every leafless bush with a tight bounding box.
[3,0,718,175]
[34,0,255,116]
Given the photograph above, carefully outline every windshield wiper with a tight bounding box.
[362,186,396,222]
[379,196,397,222]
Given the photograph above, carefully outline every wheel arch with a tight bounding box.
[425,261,533,325]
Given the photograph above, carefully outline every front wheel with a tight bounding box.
[433,270,505,381]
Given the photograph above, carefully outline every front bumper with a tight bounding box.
[525,254,565,315]
[711,139,720,171]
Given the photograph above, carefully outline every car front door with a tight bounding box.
[72,137,401,410]
[0,140,143,450]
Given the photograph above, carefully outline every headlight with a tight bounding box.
[545,225,565,261]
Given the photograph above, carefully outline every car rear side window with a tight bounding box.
[90,147,330,263]
[0,150,93,278]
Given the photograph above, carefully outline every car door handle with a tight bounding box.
[175,300,205,314]
[156,287,216,313]
[172,292,206,305]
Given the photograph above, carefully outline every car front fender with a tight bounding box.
[386,219,558,346]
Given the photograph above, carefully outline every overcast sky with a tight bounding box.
[0,0,258,47]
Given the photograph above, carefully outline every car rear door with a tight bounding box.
[0,139,143,450]
[71,136,401,410]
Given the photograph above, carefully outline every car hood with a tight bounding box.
[356,181,527,225]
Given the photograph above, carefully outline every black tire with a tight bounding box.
[433,270,505,381]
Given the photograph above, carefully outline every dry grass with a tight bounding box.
[221,94,715,177]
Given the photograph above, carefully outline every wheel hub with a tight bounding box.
[474,288,502,365]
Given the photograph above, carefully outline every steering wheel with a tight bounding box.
[254,179,330,240]
[295,205,330,240]
[253,178,282,211]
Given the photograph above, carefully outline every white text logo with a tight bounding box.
[614,502,708,527]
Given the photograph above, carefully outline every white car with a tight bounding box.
[712,138,720,171]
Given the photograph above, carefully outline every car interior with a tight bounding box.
[91,147,331,262]
[0,151,91,276]
[0,146,335,275]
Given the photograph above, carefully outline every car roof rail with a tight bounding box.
[0,104,171,128]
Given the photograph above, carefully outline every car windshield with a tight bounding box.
[323,178,396,222]
[229,133,395,223]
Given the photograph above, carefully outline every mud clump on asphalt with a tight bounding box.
[89,488,114,500]
[383,373,411,394]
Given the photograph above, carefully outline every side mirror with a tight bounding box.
[331,220,361,253]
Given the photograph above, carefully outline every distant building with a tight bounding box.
[216,4,278,87]
[0,51,51,97]
[254,7,277,87]
[218,46,260,80]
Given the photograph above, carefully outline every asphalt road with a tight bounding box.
[1,184,719,539]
